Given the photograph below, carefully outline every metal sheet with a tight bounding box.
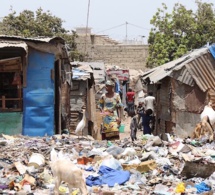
[0,40,28,51]
[141,47,208,84]
[186,53,215,92]
[72,68,91,80]
[23,49,55,136]
[172,67,195,87]
[0,35,64,44]
[71,63,94,81]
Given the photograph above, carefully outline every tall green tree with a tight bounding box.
[147,1,215,68]
[0,7,82,61]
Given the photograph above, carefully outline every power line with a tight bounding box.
[96,23,126,34]
[96,22,150,34]
[127,22,150,31]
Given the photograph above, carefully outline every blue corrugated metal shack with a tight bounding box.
[0,36,71,136]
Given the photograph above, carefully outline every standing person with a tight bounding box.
[110,75,121,95]
[99,80,122,140]
[140,109,155,135]
[130,113,138,141]
[144,91,156,114]
[136,101,144,130]
[126,88,135,117]
[144,91,156,131]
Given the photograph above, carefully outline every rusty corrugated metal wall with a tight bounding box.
[172,80,206,137]
[208,89,215,109]
[69,80,87,133]
[144,48,215,138]
[155,77,171,135]
[61,82,70,129]
[61,63,72,131]
[155,77,207,138]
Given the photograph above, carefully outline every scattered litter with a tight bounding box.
[0,133,214,194]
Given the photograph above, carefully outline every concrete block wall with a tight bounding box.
[76,35,149,70]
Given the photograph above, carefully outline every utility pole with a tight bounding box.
[125,21,128,44]
[84,0,91,57]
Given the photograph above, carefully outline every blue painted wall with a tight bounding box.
[23,49,55,136]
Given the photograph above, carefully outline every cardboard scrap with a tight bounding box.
[122,160,157,173]
[14,183,22,191]
[23,174,36,185]
[2,134,15,140]
[14,162,27,175]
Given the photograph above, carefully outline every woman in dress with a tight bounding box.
[99,80,122,140]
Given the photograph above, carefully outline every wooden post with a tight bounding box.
[2,96,5,109]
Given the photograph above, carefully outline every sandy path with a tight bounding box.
[120,115,143,140]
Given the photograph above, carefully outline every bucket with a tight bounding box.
[28,153,45,168]
[119,124,125,133]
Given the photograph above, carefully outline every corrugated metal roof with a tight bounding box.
[71,63,93,80]
[185,53,215,92]
[172,67,195,87]
[142,47,208,83]
[141,47,215,92]
[0,35,65,44]
[71,62,105,81]
[0,40,28,50]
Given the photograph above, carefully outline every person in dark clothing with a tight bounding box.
[130,114,138,141]
[140,109,155,135]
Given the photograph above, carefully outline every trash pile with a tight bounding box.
[0,133,215,194]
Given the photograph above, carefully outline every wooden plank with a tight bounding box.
[18,85,22,108]
[0,57,21,66]
[0,98,22,100]
[0,108,22,112]
[0,63,22,72]
[2,96,5,109]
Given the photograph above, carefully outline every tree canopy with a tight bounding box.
[147,0,215,68]
[0,7,81,61]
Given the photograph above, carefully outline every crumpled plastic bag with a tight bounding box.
[100,157,122,170]
[129,169,146,185]
[106,146,124,157]
[175,182,185,193]
[154,184,171,195]
[194,182,211,194]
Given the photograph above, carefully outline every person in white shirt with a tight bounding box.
[144,91,156,114]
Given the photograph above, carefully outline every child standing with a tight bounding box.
[140,109,155,135]
[136,101,144,130]
[130,114,138,141]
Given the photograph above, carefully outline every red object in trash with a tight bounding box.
[77,157,93,165]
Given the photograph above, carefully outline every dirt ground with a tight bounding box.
[119,114,143,140]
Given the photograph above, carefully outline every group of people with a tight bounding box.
[130,91,155,141]
[98,77,156,141]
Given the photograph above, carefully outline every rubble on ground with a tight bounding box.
[0,132,215,194]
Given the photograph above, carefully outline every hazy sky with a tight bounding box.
[1,0,214,43]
